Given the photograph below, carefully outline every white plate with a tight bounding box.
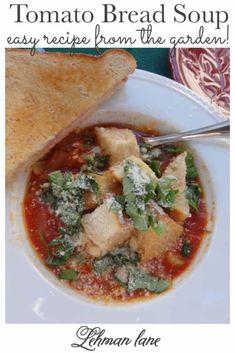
[6,70,229,323]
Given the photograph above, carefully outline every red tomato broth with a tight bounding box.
[23,125,208,302]
[24,176,151,301]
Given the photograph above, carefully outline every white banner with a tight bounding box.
[3,0,231,54]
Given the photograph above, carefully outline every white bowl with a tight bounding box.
[6,70,229,323]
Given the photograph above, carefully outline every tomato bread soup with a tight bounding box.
[24,124,208,302]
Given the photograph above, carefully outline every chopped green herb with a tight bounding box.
[41,170,101,259]
[92,256,114,273]
[126,204,149,231]
[187,183,201,212]
[41,188,57,207]
[105,197,122,212]
[49,171,73,198]
[55,204,81,230]
[110,246,139,266]
[41,170,84,236]
[48,170,67,186]
[84,155,95,166]
[139,143,152,153]
[186,151,198,179]
[114,195,126,209]
[85,153,109,171]
[46,256,65,266]
[74,173,95,190]
[149,215,164,235]
[123,174,134,194]
[87,178,99,199]
[92,247,140,274]
[124,160,153,195]
[52,241,75,259]
[127,267,170,293]
[144,182,157,203]
[47,228,76,263]
[59,269,78,280]
[181,241,192,257]
[121,160,158,231]
[156,175,178,208]
[147,160,161,177]
[111,159,163,233]
[74,174,99,202]
[161,144,185,154]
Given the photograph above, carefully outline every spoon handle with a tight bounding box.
[143,120,230,146]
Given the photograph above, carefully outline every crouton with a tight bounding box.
[84,171,121,209]
[130,208,183,261]
[81,204,133,258]
[163,152,190,222]
[110,155,158,184]
[95,127,140,164]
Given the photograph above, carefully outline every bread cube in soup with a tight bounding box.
[95,127,140,164]
[82,204,133,258]
[163,152,190,222]
[130,209,183,261]
[84,171,119,210]
[110,155,158,184]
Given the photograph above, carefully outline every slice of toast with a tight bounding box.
[6,49,136,182]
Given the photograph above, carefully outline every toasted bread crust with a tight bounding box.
[6,49,136,182]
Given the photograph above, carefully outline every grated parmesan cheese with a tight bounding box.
[125,161,151,197]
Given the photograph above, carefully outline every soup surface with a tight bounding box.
[24,124,207,302]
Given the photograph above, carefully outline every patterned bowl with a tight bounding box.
[169,48,230,117]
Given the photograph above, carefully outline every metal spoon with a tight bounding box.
[141,120,230,147]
